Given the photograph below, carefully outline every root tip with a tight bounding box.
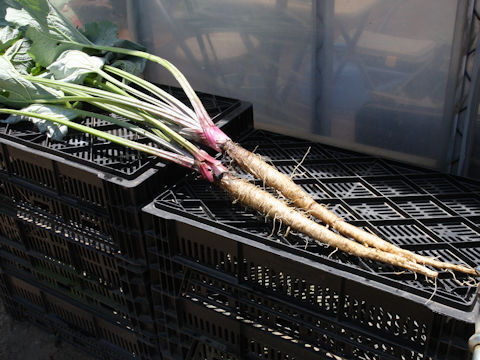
[475,266,480,276]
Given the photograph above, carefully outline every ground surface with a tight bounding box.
[0,302,94,360]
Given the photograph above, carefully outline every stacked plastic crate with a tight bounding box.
[0,86,253,360]
[143,130,480,360]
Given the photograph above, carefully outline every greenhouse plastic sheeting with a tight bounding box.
[55,0,462,171]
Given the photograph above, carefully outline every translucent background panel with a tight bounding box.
[57,0,462,171]
[136,0,315,138]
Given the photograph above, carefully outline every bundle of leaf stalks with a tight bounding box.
[0,0,477,280]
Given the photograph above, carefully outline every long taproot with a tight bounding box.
[223,140,475,276]
[219,173,438,278]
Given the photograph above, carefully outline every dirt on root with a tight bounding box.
[0,302,95,360]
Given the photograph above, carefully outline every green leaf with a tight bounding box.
[25,26,82,66]
[82,21,118,47]
[0,103,72,140]
[11,0,88,42]
[4,37,34,74]
[0,55,61,107]
[30,62,44,75]
[6,0,91,66]
[110,58,146,78]
[0,1,14,26]
[46,49,105,83]
[5,7,36,28]
[108,39,146,77]
[82,22,147,76]
[7,1,146,74]
[9,0,49,26]
[0,25,21,52]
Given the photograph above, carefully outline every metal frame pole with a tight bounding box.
[446,0,479,175]
[312,0,334,135]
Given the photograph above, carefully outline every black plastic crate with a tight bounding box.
[142,129,480,360]
[0,86,252,261]
[0,179,152,263]
[0,244,156,336]
[0,270,161,360]
[0,196,157,336]
[2,177,115,235]
[150,267,451,360]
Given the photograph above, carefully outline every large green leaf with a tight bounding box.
[6,0,146,75]
[4,7,35,28]
[0,25,21,52]
[25,26,82,66]
[6,0,91,66]
[47,49,104,83]
[11,0,89,42]
[0,55,60,107]
[0,0,21,26]
[4,37,34,74]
